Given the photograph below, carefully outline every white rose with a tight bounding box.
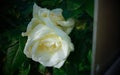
[22,3,74,68]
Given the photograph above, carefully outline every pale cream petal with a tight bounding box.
[28,24,52,39]
[32,49,57,66]
[33,3,41,18]
[57,18,75,27]
[40,16,71,42]
[27,18,42,33]
[54,60,65,68]
[56,18,74,34]
[51,9,63,16]
[23,38,33,58]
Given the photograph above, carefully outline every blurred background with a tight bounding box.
[0,0,94,75]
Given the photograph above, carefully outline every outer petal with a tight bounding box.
[28,24,52,39]
[27,18,42,34]
[50,8,64,24]
[57,18,75,34]
[23,38,33,58]
[51,8,63,16]
[33,3,41,18]
[57,18,75,27]
[54,60,65,68]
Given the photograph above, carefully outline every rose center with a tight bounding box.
[38,33,62,51]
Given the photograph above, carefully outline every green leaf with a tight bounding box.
[66,0,81,11]
[40,0,61,9]
[41,1,55,6]
[21,3,33,18]
[62,10,72,20]
[19,62,31,75]
[71,8,83,19]
[84,0,94,17]
[79,50,91,73]
[79,60,89,71]
[38,64,46,74]
[87,49,92,64]
[63,62,78,75]
[53,68,67,75]
[4,36,27,75]
[4,43,18,75]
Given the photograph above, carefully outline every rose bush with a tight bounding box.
[22,4,74,68]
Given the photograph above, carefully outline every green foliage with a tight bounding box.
[4,37,27,75]
[19,61,31,75]
[53,68,67,75]
[4,43,19,75]
[0,0,94,75]
[84,0,94,17]
[38,64,46,74]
